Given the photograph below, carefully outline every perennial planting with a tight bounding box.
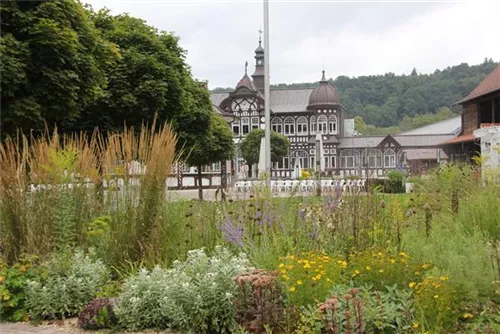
[0,126,499,333]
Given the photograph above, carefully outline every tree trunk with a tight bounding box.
[197,165,203,201]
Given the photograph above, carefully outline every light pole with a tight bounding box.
[263,0,271,188]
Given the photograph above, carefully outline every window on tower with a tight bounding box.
[242,117,250,135]
[317,115,328,134]
[232,123,240,136]
[251,117,259,130]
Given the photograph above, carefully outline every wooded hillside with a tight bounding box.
[213,59,498,131]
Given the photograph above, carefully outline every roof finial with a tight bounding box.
[321,69,326,82]
[258,28,263,45]
[245,61,248,74]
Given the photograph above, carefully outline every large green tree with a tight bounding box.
[240,129,290,174]
[0,0,117,136]
[185,113,235,200]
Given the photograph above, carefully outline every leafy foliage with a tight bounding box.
[0,0,117,136]
[25,250,109,320]
[116,246,251,332]
[239,129,290,166]
[0,255,42,322]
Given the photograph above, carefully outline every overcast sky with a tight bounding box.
[84,0,499,89]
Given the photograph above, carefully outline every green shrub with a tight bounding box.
[25,250,109,319]
[368,178,405,193]
[116,246,251,333]
[0,255,42,322]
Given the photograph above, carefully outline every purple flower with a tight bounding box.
[217,215,244,247]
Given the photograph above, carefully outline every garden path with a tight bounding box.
[0,322,72,334]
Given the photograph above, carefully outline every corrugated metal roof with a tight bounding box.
[210,88,314,113]
[211,92,229,106]
[400,116,461,135]
[337,136,386,148]
[393,134,455,147]
[458,64,500,104]
[270,88,313,113]
[405,148,448,160]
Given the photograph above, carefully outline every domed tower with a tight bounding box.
[307,70,339,110]
[251,36,265,92]
[308,70,342,136]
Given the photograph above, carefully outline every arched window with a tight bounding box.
[241,117,250,135]
[293,150,309,169]
[365,149,382,168]
[310,116,317,134]
[340,149,360,168]
[296,116,308,135]
[284,117,295,136]
[271,118,282,134]
[317,115,328,134]
[328,115,338,134]
[384,149,396,168]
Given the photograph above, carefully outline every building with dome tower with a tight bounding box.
[211,39,460,179]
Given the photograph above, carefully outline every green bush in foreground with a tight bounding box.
[26,250,109,320]
[116,246,251,333]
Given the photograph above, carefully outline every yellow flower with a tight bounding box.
[412,322,419,328]
[289,286,296,292]
[415,271,420,276]
[399,252,407,258]
[279,263,285,268]
[282,275,289,280]
[409,282,416,288]
[433,295,439,299]
[355,270,360,275]
[365,266,371,271]
[390,259,396,264]
[378,269,384,273]
[287,265,294,270]
[303,263,311,269]
[327,278,332,283]
[312,276,317,281]
[297,280,303,285]
[440,276,449,281]
[462,313,474,319]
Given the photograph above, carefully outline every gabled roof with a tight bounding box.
[457,64,500,104]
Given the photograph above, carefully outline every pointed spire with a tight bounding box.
[245,61,248,74]
[320,70,327,82]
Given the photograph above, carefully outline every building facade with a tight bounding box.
[211,40,456,179]
[441,64,500,162]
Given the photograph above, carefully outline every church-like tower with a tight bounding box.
[251,36,265,92]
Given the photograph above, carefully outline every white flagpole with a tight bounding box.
[263,0,271,187]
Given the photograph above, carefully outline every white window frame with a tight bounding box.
[328,115,338,134]
[317,115,328,134]
[232,123,240,136]
[296,116,308,135]
[241,117,250,135]
[310,116,317,134]
[251,117,259,130]
[284,117,295,136]
[366,149,382,168]
[384,148,396,168]
[271,118,282,134]
[340,149,360,169]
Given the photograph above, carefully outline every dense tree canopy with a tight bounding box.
[240,129,290,166]
[0,0,222,167]
[0,0,117,135]
[214,59,498,130]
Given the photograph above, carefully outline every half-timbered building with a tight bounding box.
[211,39,458,179]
